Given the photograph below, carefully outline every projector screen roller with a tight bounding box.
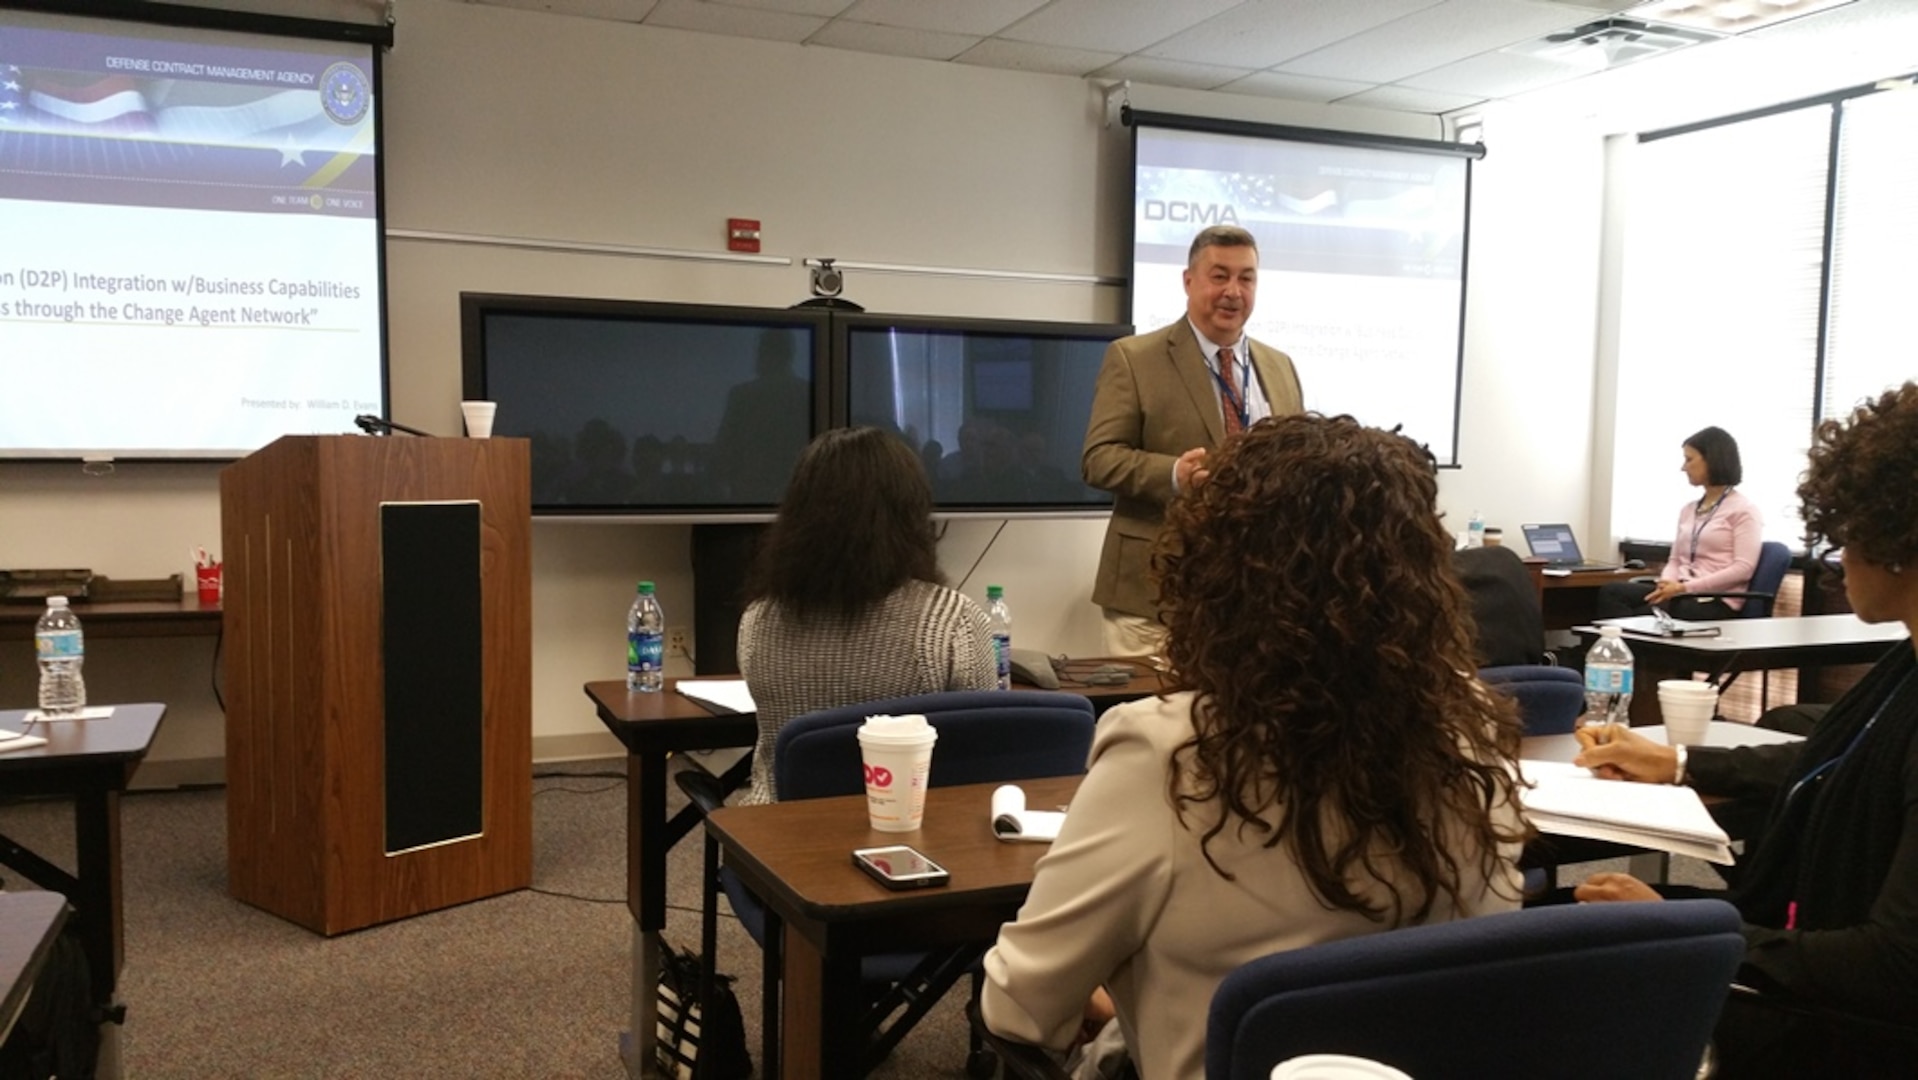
[1131,118,1473,464]
[0,8,385,459]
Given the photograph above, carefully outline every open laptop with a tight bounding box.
[1520,523,1621,572]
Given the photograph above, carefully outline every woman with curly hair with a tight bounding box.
[1577,382,1918,1077]
[982,414,1528,1080]
[737,427,996,804]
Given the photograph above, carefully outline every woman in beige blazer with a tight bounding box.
[984,414,1529,1080]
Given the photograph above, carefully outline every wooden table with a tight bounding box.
[0,598,220,641]
[0,704,165,1028]
[584,669,1159,1078]
[0,891,69,1043]
[706,775,1077,1080]
[1540,568,1647,630]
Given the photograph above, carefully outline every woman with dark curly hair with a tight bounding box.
[737,427,996,804]
[1577,382,1918,1077]
[982,414,1528,1080]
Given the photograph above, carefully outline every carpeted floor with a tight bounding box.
[0,760,981,1079]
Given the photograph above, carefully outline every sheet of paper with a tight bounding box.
[19,706,115,723]
[675,679,757,715]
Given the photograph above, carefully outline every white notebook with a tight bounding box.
[1517,760,1734,865]
[0,728,48,753]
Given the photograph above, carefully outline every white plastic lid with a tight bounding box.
[47,596,69,608]
[1599,625,1622,637]
[1270,1055,1413,1080]
[858,713,937,746]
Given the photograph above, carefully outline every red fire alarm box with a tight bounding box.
[727,218,761,253]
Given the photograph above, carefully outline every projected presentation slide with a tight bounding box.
[1132,125,1468,463]
[0,11,383,458]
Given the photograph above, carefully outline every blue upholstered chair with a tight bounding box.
[681,689,1096,1078]
[1205,900,1743,1080]
[1676,539,1792,619]
[975,900,1745,1080]
[1479,663,1585,735]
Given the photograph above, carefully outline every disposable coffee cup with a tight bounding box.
[1658,679,1717,747]
[858,714,937,832]
[196,563,223,606]
[1270,1055,1413,1080]
[460,400,497,438]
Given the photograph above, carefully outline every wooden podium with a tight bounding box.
[220,435,532,935]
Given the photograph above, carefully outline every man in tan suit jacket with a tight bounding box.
[1083,226,1304,654]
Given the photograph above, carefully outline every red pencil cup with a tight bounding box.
[196,564,223,606]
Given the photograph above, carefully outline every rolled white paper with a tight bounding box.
[991,783,1067,842]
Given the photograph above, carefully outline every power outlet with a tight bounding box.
[665,626,692,660]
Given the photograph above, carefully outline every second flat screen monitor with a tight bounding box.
[842,317,1129,513]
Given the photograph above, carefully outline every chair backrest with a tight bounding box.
[773,690,1096,801]
[1453,545,1547,667]
[1479,664,1585,736]
[1737,540,1793,619]
[1205,899,1744,1080]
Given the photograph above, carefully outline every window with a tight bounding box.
[1823,89,1918,423]
[1611,106,1830,548]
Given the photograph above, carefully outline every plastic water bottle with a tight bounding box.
[1467,510,1487,549]
[1582,625,1635,729]
[626,581,665,693]
[36,595,86,717]
[985,585,1012,691]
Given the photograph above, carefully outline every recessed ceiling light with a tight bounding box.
[1627,0,1857,34]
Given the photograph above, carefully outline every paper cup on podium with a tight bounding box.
[195,563,223,605]
[858,714,937,832]
[460,400,496,438]
[1658,679,1718,747]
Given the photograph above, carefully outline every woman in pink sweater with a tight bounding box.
[1598,425,1764,620]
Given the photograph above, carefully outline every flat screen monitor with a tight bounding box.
[838,314,1131,515]
[461,295,830,518]
[0,6,389,460]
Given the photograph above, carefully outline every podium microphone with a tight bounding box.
[354,414,434,437]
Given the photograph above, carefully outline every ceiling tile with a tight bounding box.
[643,0,826,41]
[808,19,981,60]
[1280,0,1620,83]
[838,0,1050,37]
[1090,55,1259,92]
[1400,48,1596,96]
[999,0,1245,55]
[1336,83,1489,113]
[703,0,852,16]
[953,38,1124,77]
[1144,0,1442,68]
[482,0,658,19]
[1215,70,1380,103]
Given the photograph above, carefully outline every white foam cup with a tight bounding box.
[1658,679,1718,747]
[1270,1055,1414,1080]
[460,400,497,438]
[857,714,937,832]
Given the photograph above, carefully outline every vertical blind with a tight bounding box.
[1611,106,1831,549]
[1824,89,1918,427]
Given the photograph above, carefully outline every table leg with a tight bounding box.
[71,787,124,1010]
[624,751,670,1080]
[781,931,863,1080]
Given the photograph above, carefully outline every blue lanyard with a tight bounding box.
[1784,668,1914,807]
[1687,489,1731,566]
[1208,349,1252,430]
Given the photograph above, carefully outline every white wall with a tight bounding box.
[0,0,1606,779]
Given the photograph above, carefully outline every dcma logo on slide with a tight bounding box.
[1141,201,1240,225]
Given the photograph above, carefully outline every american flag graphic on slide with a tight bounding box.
[0,58,375,217]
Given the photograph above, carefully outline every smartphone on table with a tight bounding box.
[852,845,950,890]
